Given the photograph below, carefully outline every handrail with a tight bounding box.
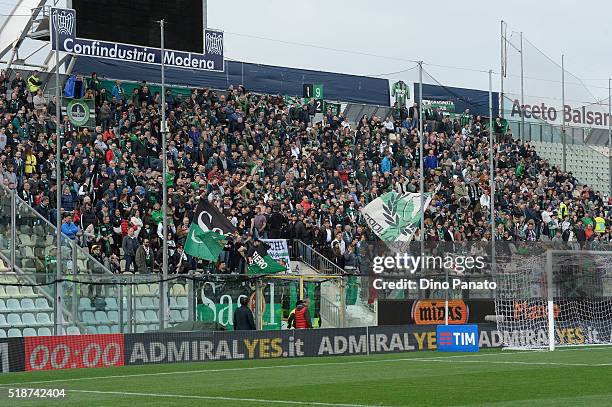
[0,250,85,333]
[0,183,114,275]
[290,240,346,275]
[320,295,341,327]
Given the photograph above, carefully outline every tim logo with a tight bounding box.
[51,8,75,36]
[436,324,479,352]
[438,332,453,346]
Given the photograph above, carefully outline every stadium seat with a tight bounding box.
[181,310,188,320]
[3,286,21,299]
[38,327,52,336]
[148,285,159,295]
[0,273,18,284]
[108,311,119,323]
[176,297,188,309]
[0,314,8,327]
[21,313,38,326]
[20,298,36,310]
[105,298,118,310]
[7,313,22,326]
[82,311,96,325]
[6,298,21,311]
[0,329,5,338]
[97,325,111,334]
[110,325,120,333]
[170,310,182,322]
[36,313,52,325]
[135,310,147,323]
[0,287,5,298]
[144,310,158,322]
[171,284,186,296]
[169,297,178,308]
[66,326,81,335]
[19,286,36,298]
[35,298,52,311]
[136,285,150,296]
[79,297,93,311]
[85,326,97,334]
[95,311,110,324]
[22,327,37,337]
[139,297,154,309]
[0,299,5,311]
[7,328,22,337]
[147,324,158,331]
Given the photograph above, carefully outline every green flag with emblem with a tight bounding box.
[184,223,226,261]
[360,191,433,247]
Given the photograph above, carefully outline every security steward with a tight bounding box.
[27,70,42,96]
[287,298,312,329]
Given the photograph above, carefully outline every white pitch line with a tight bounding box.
[0,352,527,387]
[414,358,612,367]
[67,389,388,407]
[0,347,610,387]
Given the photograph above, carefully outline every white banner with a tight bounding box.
[261,239,292,273]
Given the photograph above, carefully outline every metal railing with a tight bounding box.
[0,182,113,277]
[321,295,342,328]
[290,240,346,275]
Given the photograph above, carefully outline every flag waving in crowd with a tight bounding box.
[184,223,226,261]
[360,190,433,245]
[184,199,237,262]
[247,240,285,275]
[192,199,237,236]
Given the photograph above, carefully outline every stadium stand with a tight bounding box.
[0,69,610,281]
[530,141,610,194]
[0,272,58,338]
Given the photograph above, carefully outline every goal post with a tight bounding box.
[494,249,612,351]
[546,250,554,351]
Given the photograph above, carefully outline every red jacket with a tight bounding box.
[294,305,311,329]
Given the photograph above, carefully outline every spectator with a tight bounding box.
[233,296,256,330]
[32,90,47,113]
[135,238,154,274]
[61,214,79,240]
[122,227,139,273]
[0,70,608,277]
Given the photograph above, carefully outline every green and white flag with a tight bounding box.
[360,191,432,244]
[184,223,226,261]
[247,243,286,275]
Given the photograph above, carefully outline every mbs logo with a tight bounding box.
[412,300,469,325]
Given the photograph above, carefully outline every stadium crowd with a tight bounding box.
[0,69,610,274]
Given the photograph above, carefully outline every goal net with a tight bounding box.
[494,250,612,350]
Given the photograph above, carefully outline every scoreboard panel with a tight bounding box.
[72,0,204,53]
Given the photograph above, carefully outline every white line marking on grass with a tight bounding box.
[1,347,611,387]
[414,358,612,367]
[0,352,526,386]
[67,389,388,407]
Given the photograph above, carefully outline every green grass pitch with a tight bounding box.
[1,347,612,406]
